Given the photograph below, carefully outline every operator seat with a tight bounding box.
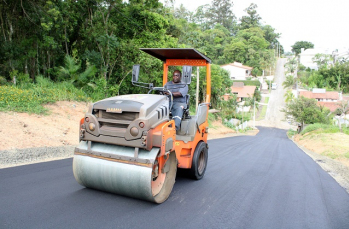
[183,94,190,119]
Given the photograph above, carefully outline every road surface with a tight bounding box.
[1,127,348,228]
[257,58,292,129]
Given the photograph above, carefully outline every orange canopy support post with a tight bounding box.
[206,62,211,103]
[163,63,168,86]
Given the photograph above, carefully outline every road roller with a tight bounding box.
[73,48,212,203]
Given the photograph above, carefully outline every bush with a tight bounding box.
[0,77,89,114]
[229,112,251,121]
[223,121,235,129]
[0,76,8,85]
[300,123,340,135]
[287,129,297,137]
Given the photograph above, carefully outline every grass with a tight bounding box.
[0,77,90,114]
[257,97,269,121]
[287,129,297,137]
[321,150,339,159]
[345,152,349,159]
[300,123,349,135]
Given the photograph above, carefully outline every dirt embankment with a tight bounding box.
[0,101,89,151]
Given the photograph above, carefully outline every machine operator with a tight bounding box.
[164,70,188,131]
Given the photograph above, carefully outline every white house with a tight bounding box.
[220,62,253,80]
[299,48,331,70]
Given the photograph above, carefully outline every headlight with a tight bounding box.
[130,127,139,137]
[89,123,96,131]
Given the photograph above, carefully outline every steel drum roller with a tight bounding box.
[73,141,177,203]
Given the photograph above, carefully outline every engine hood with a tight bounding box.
[91,94,168,118]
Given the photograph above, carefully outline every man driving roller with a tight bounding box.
[164,70,188,131]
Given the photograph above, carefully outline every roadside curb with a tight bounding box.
[0,145,76,169]
[290,136,349,194]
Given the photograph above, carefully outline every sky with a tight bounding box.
[160,0,349,52]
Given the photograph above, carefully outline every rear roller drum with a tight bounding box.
[190,141,208,180]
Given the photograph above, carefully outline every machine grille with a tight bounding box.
[95,110,139,135]
[100,111,138,120]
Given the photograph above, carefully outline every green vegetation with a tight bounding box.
[0,0,281,120]
[300,123,341,135]
[282,96,331,130]
[257,97,269,121]
[345,152,349,159]
[287,129,297,138]
[0,77,88,114]
[291,41,314,55]
[299,123,349,135]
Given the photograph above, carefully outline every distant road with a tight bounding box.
[1,127,349,228]
[257,58,291,129]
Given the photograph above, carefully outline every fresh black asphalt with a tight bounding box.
[1,127,349,228]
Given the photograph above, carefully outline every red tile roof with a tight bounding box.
[230,85,256,98]
[300,91,339,100]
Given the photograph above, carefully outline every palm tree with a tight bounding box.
[284,57,299,97]
[58,55,97,87]
[282,75,295,89]
[284,89,295,103]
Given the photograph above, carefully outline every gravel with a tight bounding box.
[0,145,75,169]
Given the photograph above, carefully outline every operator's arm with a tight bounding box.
[171,91,182,97]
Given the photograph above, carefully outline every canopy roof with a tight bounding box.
[140,48,212,63]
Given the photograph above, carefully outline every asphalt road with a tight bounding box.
[1,127,349,229]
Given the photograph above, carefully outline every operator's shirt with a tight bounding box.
[165,81,188,103]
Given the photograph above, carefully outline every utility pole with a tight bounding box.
[253,100,255,128]
[196,66,199,111]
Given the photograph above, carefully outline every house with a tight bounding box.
[221,62,253,80]
[223,82,256,102]
[299,88,343,112]
[299,48,332,70]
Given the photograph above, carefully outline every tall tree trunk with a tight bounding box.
[30,57,35,80]
[0,12,6,41]
[65,25,69,55]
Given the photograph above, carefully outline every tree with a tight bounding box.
[239,3,261,29]
[318,61,349,92]
[291,41,314,55]
[282,96,330,130]
[206,0,236,33]
[284,89,295,103]
[312,53,333,69]
[261,25,280,49]
[58,55,97,88]
[283,75,295,89]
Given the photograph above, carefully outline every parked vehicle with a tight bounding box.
[271,83,277,90]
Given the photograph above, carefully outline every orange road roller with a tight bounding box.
[73,48,211,203]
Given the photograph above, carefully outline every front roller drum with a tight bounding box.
[73,142,177,203]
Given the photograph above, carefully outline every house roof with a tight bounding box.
[221,62,253,70]
[317,102,340,112]
[230,85,256,98]
[300,91,339,100]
